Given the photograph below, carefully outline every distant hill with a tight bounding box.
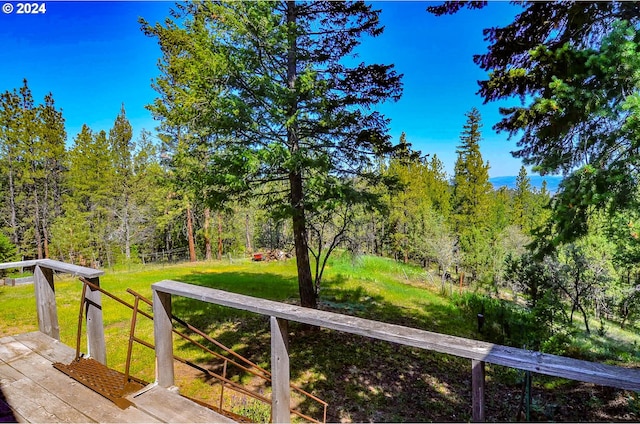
[490,175,562,193]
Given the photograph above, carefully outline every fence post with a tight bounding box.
[84,276,107,364]
[270,316,290,423]
[472,359,486,422]
[33,265,60,340]
[153,288,175,388]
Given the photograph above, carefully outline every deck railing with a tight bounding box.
[0,259,107,363]
[152,279,640,423]
[4,259,640,422]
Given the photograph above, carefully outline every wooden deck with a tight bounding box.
[0,332,235,423]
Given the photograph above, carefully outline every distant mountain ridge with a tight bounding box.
[489,175,562,193]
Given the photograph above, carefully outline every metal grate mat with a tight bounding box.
[53,357,146,409]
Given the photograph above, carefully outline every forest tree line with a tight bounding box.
[0,80,548,272]
[3,78,640,334]
[0,81,640,332]
[3,1,640,341]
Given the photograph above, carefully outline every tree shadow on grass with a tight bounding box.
[167,270,479,422]
[163,269,640,422]
[170,270,298,332]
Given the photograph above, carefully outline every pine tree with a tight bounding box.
[132,129,169,262]
[141,1,403,308]
[0,87,23,250]
[425,154,451,220]
[388,132,415,263]
[452,108,491,231]
[17,80,44,258]
[108,105,135,261]
[451,108,492,281]
[0,80,66,259]
[59,126,114,265]
[513,166,532,231]
[36,92,67,258]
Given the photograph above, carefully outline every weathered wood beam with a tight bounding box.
[152,280,640,392]
[35,259,104,279]
[153,289,174,388]
[33,265,59,340]
[0,260,38,270]
[271,316,290,423]
[472,360,485,422]
[0,259,103,278]
[84,277,106,365]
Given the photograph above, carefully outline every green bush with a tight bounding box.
[452,292,551,350]
[0,232,17,277]
[0,232,16,262]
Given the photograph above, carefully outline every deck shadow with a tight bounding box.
[0,387,17,423]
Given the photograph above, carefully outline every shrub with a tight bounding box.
[0,232,17,275]
[452,292,553,350]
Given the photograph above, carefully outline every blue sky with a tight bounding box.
[0,1,527,177]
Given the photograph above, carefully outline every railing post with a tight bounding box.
[270,316,290,423]
[472,359,485,422]
[153,288,175,388]
[84,276,107,364]
[33,265,59,340]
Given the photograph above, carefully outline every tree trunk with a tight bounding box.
[186,205,197,262]
[204,208,212,260]
[290,171,316,308]
[217,212,223,261]
[287,0,316,309]
[124,194,131,260]
[578,303,590,334]
[8,167,18,248]
[245,213,252,254]
[42,179,50,259]
[570,303,576,323]
[43,226,49,259]
[33,189,43,259]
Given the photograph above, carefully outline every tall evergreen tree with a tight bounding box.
[141,1,403,308]
[451,108,492,281]
[108,105,135,260]
[425,154,451,220]
[452,108,491,231]
[0,80,66,259]
[56,126,114,265]
[131,129,169,262]
[17,80,43,257]
[513,166,532,232]
[0,87,23,250]
[36,93,67,258]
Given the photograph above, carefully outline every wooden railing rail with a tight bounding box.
[152,279,640,423]
[1,259,106,364]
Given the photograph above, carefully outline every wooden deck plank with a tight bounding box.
[129,385,235,423]
[12,332,75,364]
[0,362,24,384]
[6,337,160,423]
[1,389,27,423]
[0,337,33,363]
[2,377,92,422]
[0,361,27,422]
[0,333,236,423]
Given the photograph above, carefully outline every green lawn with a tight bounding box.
[1,253,639,422]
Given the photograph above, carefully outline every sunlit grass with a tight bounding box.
[2,255,640,421]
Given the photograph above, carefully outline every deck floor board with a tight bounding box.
[0,332,235,423]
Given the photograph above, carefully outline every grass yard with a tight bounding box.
[1,252,639,422]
